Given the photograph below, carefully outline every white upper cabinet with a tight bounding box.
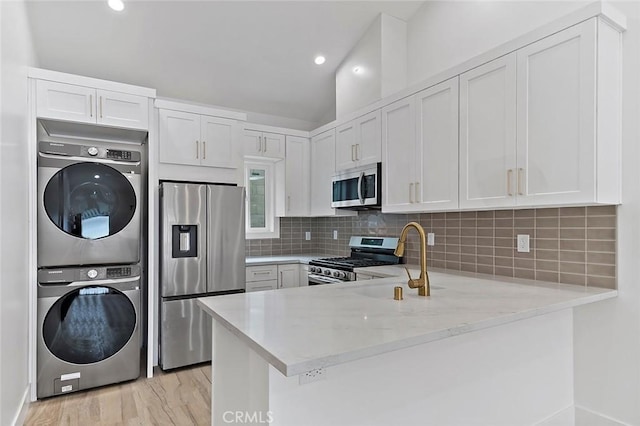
[516,19,597,206]
[244,129,285,159]
[159,108,240,169]
[383,77,459,213]
[310,129,336,216]
[459,53,517,210]
[382,97,416,212]
[335,110,381,171]
[284,135,310,216]
[36,80,149,130]
[459,18,620,209]
[415,78,459,210]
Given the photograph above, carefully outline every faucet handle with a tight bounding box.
[404,267,413,281]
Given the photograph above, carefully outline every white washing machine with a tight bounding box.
[37,264,141,399]
[37,139,142,267]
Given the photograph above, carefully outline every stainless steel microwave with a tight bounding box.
[331,163,381,210]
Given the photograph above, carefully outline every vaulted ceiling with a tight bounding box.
[26,1,424,128]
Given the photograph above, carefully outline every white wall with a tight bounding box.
[407,1,588,86]
[0,0,37,424]
[406,1,639,424]
[336,14,407,119]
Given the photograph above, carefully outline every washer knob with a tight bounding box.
[87,269,98,279]
[87,146,99,156]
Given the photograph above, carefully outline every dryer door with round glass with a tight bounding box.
[37,141,142,267]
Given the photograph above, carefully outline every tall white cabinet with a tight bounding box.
[310,130,337,216]
[285,135,310,216]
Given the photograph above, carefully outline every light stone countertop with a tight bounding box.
[245,254,330,266]
[198,269,617,377]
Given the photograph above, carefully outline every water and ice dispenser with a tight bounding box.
[172,225,197,258]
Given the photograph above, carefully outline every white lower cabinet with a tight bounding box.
[277,264,300,289]
[245,264,300,292]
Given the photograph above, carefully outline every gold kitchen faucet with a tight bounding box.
[394,222,430,297]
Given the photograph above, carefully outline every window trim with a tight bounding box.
[244,160,280,239]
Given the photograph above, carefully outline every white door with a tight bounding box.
[335,120,356,171]
[200,115,238,169]
[516,20,596,206]
[243,129,263,157]
[262,132,286,159]
[415,77,459,211]
[285,136,310,216]
[96,90,149,130]
[36,80,95,124]
[158,109,200,166]
[355,109,382,166]
[459,53,517,209]
[310,130,336,216]
[382,96,416,212]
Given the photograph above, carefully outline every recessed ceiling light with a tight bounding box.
[353,66,362,74]
[108,0,124,12]
[314,56,326,65]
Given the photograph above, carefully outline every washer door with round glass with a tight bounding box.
[37,154,141,267]
[42,286,136,364]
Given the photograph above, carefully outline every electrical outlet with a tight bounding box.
[305,231,311,241]
[333,230,338,240]
[427,233,435,246]
[517,234,530,253]
[299,368,326,385]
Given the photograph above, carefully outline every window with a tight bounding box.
[244,160,279,239]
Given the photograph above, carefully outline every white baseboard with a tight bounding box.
[11,385,30,426]
[575,406,630,426]
[535,405,575,425]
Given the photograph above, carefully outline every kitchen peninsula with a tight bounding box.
[198,270,616,425]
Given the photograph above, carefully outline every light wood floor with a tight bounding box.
[24,364,211,425]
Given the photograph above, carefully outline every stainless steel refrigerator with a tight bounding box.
[159,182,245,370]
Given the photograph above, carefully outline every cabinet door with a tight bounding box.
[278,264,299,289]
[36,80,95,124]
[243,129,263,157]
[416,78,459,211]
[96,90,149,130]
[516,20,596,206]
[310,130,337,216]
[459,53,517,209]
[382,97,416,212]
[159,109,200,166]
[200,115,239,169]
[355,109,382,166]
[335,121,357,171]
[262,132,286,159]
[285,136,310,216]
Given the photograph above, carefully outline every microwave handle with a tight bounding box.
[358,172,365,204]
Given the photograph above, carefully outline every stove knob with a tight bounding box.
[87,146,99,156]
[87,269,98,279]
[333,271,340,278]
[339,271,348,279]
[324,270,332,276]
[310,267,318,273]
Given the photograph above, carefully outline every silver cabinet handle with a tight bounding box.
[409,183,414,203]
[507,169,513,196]
[89,94,93,117]
[99,96,103,118]
[262,136,266,153]
[415,182,420,203]
[196,140,199,159]
[279,271,283,288]
[203,141,206,160]
[256,136,261,152]
[287,195,291,212]
[518,168,524,195]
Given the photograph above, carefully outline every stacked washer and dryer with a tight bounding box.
[36,135,143,398]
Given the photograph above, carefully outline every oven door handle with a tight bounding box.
[357,172,365,205]
[308,274,342,285]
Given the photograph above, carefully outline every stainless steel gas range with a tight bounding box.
[308,236,403,285]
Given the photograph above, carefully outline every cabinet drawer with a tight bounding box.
[246,280,277,292]
[246,265,278,282]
